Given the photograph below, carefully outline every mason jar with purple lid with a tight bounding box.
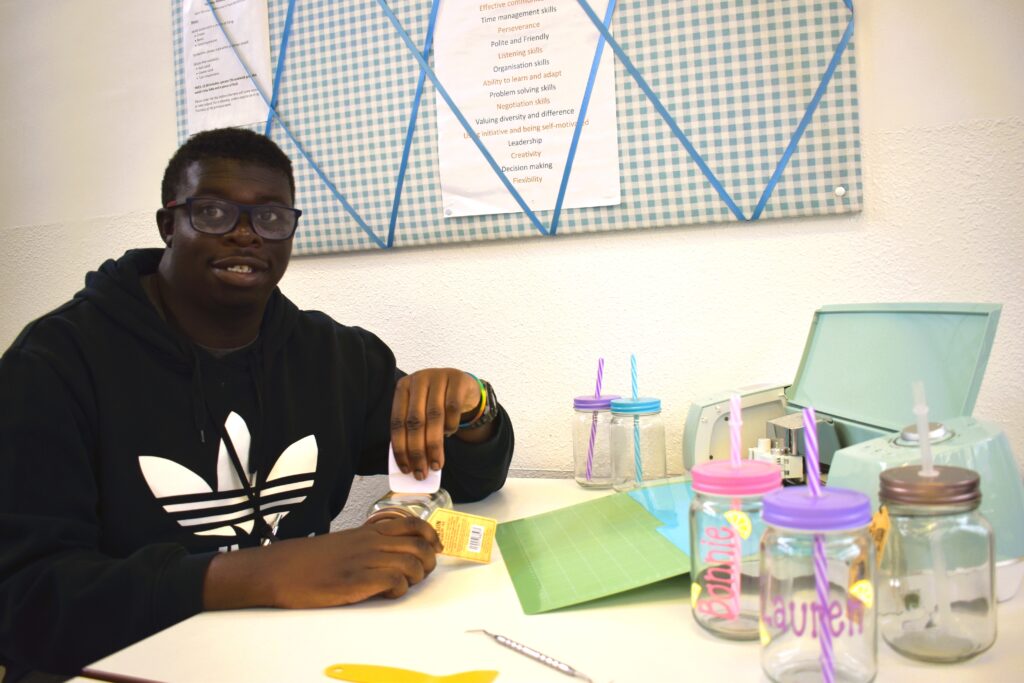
[572,394,620,488]
[760,486,876,683]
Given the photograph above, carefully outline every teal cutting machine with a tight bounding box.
[682,303,1024,599]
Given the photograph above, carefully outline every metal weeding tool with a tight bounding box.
[467,629,593,682]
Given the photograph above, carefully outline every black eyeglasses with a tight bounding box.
[165,197,302,241]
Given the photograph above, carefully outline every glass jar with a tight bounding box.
[366,488,453,524]
[878,465,996,662]
[572,394,620,488]
[609,397,666,491]
[689,459,782,639]
[760,486,876,683]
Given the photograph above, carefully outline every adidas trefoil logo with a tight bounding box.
[139,412,318,541]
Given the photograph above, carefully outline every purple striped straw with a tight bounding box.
[803,406,821,496]
[803,406,834,683]
[814,534,835,683]
[631,354,642,482]
[729,394,743,467]
[584,358,605,480]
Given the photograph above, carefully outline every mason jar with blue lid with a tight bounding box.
[609,397,666,491]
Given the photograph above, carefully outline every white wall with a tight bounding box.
[2,1,1023,492]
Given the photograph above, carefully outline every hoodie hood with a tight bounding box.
[75,248,301,443]
[76,248,301,364]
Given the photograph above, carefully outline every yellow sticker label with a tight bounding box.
[759,618,771,646]
[723,509,752,540]
[849,579,874,609]
[869,505,891,567]
[427,508,497,564]
[690,581,702,608]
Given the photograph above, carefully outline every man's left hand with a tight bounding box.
[390,368,483,480]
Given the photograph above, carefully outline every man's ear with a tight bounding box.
[156,208,174,246]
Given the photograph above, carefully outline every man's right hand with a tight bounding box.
[202,516,443,610]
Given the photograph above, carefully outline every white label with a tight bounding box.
[387,444,441,494]
[467,524,485,553]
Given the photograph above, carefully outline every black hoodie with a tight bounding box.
[0,249,514,678]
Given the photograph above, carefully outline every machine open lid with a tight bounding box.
[786,303,1001,431]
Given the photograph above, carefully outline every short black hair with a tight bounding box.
[161,127,295,206]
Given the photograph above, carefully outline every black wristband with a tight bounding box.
[461,378,498,430]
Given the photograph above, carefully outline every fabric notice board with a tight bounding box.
[173,1,861,255]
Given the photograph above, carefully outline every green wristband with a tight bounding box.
[459,376,498,430]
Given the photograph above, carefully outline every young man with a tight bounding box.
[0,128,514,679]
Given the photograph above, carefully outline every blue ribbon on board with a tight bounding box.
[264,0,296,137]
[751,0,855,219]
[203,0,386,248]
[574,0,856,222]
[387,0,441,249]
[202,0,856,248]
[373,0,548,237]
[549,0,617,236]
[574,0,746,221]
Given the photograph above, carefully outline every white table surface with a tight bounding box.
[77,479,1024,683]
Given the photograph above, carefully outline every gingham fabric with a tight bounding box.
[172,0,861,255]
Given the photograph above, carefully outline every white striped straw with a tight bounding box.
[729,394,743,467]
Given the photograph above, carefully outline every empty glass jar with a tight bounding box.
[366,488,453,524]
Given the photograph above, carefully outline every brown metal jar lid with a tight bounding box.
[879,465,981,506]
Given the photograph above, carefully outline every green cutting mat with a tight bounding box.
[496,490,690,614]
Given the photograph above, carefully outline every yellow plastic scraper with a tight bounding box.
[325,663,499,683]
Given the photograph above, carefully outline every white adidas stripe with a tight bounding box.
[161,479,313,513]
[260,496,310,514]
[176,507,258,527]
[172,493,311,527]
[163,494,249,513]
[141,413,320,539]
[263,479,314,498]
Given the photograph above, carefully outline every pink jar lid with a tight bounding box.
[691,459,782,496]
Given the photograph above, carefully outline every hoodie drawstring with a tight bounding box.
[189,346,208,444]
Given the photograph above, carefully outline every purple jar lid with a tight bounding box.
[574,394,620,410]
[692,460,782,496]
[762,486,872,532]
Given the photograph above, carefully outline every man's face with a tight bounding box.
[157,158,294,313]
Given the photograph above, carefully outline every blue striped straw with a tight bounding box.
[630,354,638,401]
